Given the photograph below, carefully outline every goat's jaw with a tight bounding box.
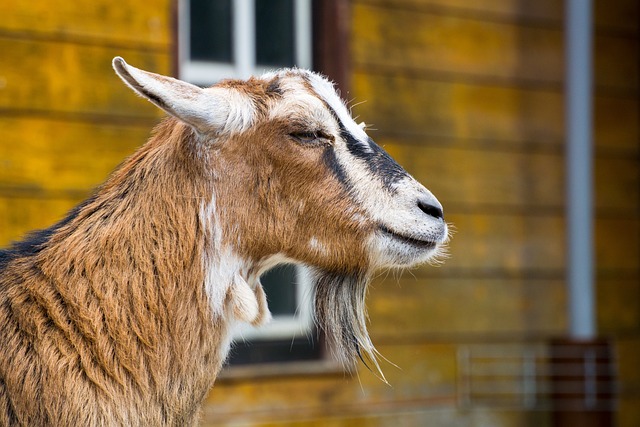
[369,223,448,269]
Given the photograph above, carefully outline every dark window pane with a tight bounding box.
[260,264,297,316]
[227,335,322,365]
[255,0,296,67]
[190,0,233,62]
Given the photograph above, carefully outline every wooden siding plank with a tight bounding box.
[353,4,562,85]
[424,213,638,274]
[594,34,640,92]
[594,0,640,34]
[203,342,555,426]
[203,342,458,425]
[595,217,640,272]
[0,117,152,193]
[616,338,640,427]
[353,3,638,92]
[355,0,638,34]
[0,37,169,118]
[379,140,638,214]
[0,196,83,245]
[352,72,639,152]
[352,72,563,145]
[597,279,640,335]
[0,0,171,47]
[594,156,640,214]
[354,0,564,23]
[442,213,565,272]
[382,142,565,210]
[367,277,567,338]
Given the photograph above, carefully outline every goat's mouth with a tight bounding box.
[378,224,438,250]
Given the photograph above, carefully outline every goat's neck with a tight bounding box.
[34,121,232,414]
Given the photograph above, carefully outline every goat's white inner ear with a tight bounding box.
[112,56,230,134]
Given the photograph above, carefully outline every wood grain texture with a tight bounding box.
[353,3,638,92]
[0,37,169,117]
[597,279,640,335]
[203,342,458,424]
[0,196,83,245]
[352,72,638,151]
[355,0,638,34]
[441,213,565,273]
[0,117,150,193]
[0,0,171,47]
[367,277,567,338]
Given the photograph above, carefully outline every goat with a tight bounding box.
[0,58,448,425]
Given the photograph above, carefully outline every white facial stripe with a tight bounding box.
[305,73,372,153]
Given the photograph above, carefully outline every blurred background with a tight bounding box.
[0,0,638,426]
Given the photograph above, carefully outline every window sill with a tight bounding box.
[217,359,346,382]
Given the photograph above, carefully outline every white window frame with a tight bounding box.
[178,0,313,86]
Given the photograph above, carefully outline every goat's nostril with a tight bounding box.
[418,200,444,220]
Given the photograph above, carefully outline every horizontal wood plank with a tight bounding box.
[597,279,640,335]
[0,0,171,47]
[381,142,562,211]
[367,277,567,338]
[0,196,83,246]
[355,0,638,34]
[433,212,565,272]
[0,117,153,193]
[353,3,638,91]
[204,342,458,424]
[615,337,640,427]
[355,0,564,23]
[0,37,169,118]
[203,341,555,426]
[380,140,638,213]
[414,213,638,274]
[352,72,639,152]
[595,217,640,272]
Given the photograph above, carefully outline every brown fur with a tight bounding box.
[213,119,373,271]
[0,121,224,425]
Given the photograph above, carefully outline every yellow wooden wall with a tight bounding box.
[0,0,171,244]
[1,1,638,426]
[348,0,639,426]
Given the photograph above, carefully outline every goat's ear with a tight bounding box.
[112,57,231,134]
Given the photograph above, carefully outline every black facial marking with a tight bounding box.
[338,123,409,190]
[322,146,351,189]
[319,101,409,191]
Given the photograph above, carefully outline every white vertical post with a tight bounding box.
[295,0,313,69]
[235,0,255,78]
[565,0,595,340]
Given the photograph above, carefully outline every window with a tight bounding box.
[178,0,324,367]
[231,264,314,343]
[178,0,313,86]
[228,265,326,366]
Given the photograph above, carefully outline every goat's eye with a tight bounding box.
[290,131,320,143]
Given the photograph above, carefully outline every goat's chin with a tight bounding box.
[368,228,449,269]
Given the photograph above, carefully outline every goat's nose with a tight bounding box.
[418,199,444,221]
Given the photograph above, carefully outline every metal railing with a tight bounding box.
[457,343,617,412]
